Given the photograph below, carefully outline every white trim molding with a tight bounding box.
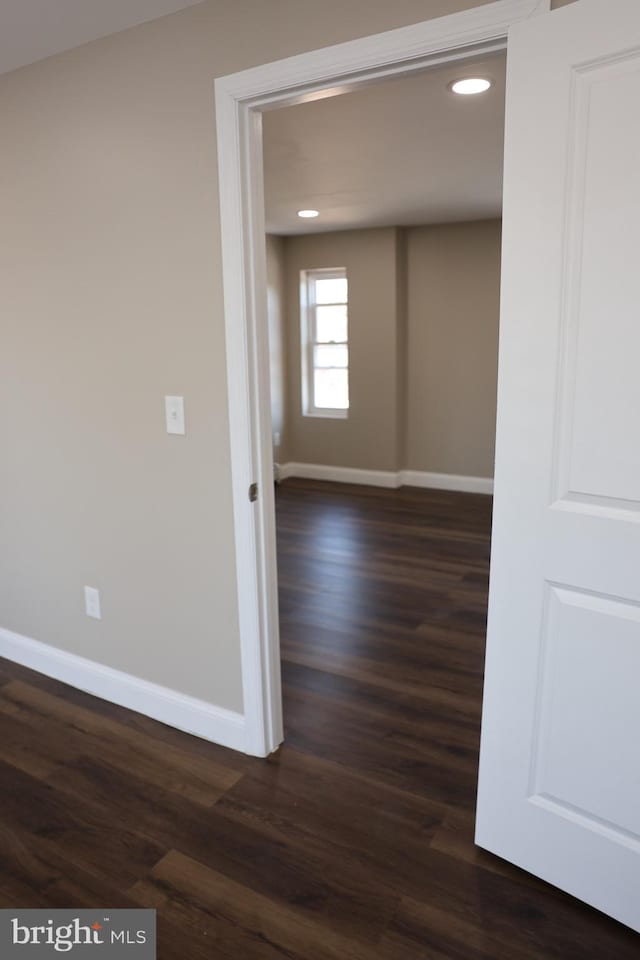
[279,462,399,488]
[399,470,494,495]
[0,627,247,754]
[215,0,551,758]
[280,462,494,494]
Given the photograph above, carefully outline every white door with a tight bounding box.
[476,0,640,933]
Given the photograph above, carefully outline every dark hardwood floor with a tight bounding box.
[1,478,638,957]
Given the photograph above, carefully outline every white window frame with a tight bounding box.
[300,267,349,419]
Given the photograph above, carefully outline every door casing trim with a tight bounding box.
[215,0,551,757]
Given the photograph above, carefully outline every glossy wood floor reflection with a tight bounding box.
[1,478,638,958]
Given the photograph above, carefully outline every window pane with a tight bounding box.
[316,305,347,343]
[315,276,347,304]
[314,368,349,409]
[314,344,348,368]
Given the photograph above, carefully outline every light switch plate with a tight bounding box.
[165,396,185,436]
[84,585,101,620]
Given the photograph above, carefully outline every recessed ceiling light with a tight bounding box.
[450,77,492,96]
[297,209,319,219]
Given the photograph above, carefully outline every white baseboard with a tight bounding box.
[399,470,494,495]
[279,462,493,495]
[279,461,399,488]
[0,626,246,753]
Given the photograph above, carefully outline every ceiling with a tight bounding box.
[263,52,506,235]
[0,0,203,76]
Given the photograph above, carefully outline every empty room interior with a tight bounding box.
[1,0,640,957]
[263,61,503,763]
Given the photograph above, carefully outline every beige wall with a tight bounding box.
[283,228,401,472]
[281,221,501,479]
[266,235,288,463]
[406,220,502,478]
[0,0,573,717]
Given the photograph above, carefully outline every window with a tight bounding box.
[301,268,349,418]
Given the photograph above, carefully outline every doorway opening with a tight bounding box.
[262,56,504,771]
[214,0,548,759]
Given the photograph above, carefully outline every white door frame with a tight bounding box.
[215,0,550,758]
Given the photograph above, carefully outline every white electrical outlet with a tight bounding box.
[165,395,185,435]
[84,585,102,620]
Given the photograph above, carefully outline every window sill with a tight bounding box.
[303,409,349,420]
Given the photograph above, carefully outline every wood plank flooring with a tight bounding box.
[1,478,638,957]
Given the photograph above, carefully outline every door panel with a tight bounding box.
[476,0,640,932]
[533,585,640,839]
[558,54,640,508]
